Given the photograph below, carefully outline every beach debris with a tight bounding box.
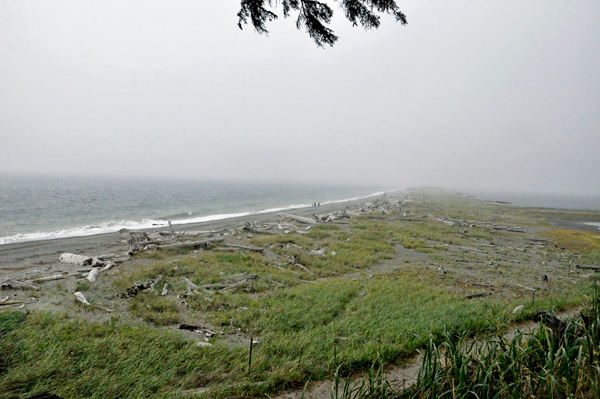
[511,305,524,314]
[278,213,317,225]
[184,277,201,290]
[86,268,100,282]
[270,279,285,287]
[295,263,314,275]
[314,209,352,222]
[309,248,326,257]
[243,221,271,234]
[101,262,116,271]
[60,253,92,266]
[157,237,224,250]
[0,278,40,291]
[28,273,83,283]
[123,277,163,298]
[465,292,492,299]
[74,291,91,306]
[198,273,258,291]
[491,225,526,233]
[179,324,202,331]
[577,264,600,272]
[180,324,217,341]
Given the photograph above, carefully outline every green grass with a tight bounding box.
[396,287,600,399]
[1,269,589,398]
[2,193,599,398]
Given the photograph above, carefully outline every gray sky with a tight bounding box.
[1,1,599,194]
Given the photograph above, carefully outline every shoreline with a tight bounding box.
[0,189,393,246]
[0,191,401,276]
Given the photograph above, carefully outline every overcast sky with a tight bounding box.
[1,1,599,194]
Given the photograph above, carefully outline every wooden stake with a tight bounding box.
[532,290,536,305]
[248,336,254,373]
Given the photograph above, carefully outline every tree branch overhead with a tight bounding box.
[237,0,407,47]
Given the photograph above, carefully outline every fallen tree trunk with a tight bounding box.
[158,237,224,250]
[59,253,92,266]
[577,264,600,272]
[0,279,40,291]
[28,273,82,283]
[278,213,317,225]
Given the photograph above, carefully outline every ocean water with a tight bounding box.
[0,175,390,245]
[464,190,600,212]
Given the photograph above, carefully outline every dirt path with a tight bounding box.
[272,307,583,399]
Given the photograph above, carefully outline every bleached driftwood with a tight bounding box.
[74,291,90,306]
[243,221,272,234]
[0,279,40,291]
[279,213,317,225]
[184,277,201,290]
[86,268,100,282]
[60,253,92,266]
[101,262,116,271]
[158,237,224,250]
[29,272,82,283]
[161,283,168,296]
[295,263,314,275]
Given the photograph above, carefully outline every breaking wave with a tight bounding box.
[0,190,393,245]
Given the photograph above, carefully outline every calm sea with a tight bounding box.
[0,175,390,245]
[464,190,600,212]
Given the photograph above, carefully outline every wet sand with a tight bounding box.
[546,218,600,233]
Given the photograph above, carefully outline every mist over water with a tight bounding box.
[0,175,389,244]
[463,190,600,212]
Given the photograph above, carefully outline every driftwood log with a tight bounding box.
[59,253,92,266]
[158,237,224,250]
[278,213,317,225]
[86,269,100,282]
[28,273,82,283]
[74,291,90,306]
[0,279,40,291]
[577,264,600,272]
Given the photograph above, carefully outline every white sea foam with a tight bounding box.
[0,189,397,245]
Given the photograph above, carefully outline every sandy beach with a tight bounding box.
[0,191,398,280]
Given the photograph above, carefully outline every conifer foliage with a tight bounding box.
[237,0,407,47]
